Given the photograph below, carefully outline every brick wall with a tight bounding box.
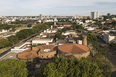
[38,51,56,59]
[59,50,90,59]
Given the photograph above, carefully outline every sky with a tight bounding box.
[0,0,116,16]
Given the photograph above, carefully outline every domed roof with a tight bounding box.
[58,44,89,54]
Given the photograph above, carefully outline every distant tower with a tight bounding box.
[91,11,99,19]
[76,14,80,19]
[82,35,87,46]
[39,14,43,20]
[54,18,57,26]
[107,13,111,17]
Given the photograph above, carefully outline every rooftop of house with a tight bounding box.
[0,37,3,40]
[18,48,38,60]
[18,45,57,60]
[57,22,72,25]
[58,44,89,54]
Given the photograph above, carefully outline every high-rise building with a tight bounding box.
[76,14,79,19]
[91,11,99,19]
[39,14,43,20]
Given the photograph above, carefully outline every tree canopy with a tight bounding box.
[0,24,14,30]
[40,56,103,77]
[27,24,32,27]
[16,29,34,40]
[87,53,112,77]
[0,39,10,48]
[7,35,19,46]
[109,42,116,50]
[86,33,97,43]
[0,59,28,77]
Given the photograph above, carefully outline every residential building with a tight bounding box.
[58,44,90,59]
[103,32,116,44]
[91,11,99,19]
[32,38,54,45]
[18,45,57,60]
[39,14,43,20]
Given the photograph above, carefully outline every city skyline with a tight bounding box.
[0,0,116,16]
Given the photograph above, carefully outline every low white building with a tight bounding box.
[45,19,54,22]
[37,20,42,23]
[57,27,64,29]
[62,33,70,36]
[32,38,54,45]
[43,29,57,33]
[103,32,116,43]
[112,18,116,21]
[77,40,82,44]
[0,29,8,34]
[87,27,96,31]
[85,20,92,23]
[76,21,83,25]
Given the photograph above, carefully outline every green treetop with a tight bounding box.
[40,56,103,77]
[0,59,28,77]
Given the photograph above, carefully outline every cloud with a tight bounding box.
[0,0,116,15]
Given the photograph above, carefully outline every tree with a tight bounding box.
[86,33,97,43]
[87,53,112,77]
[16,29,34,40]
[111,21,116,29]
[55,29,62,39]
[7,35,19,46]
[0,39,10,48]
[0,59,28,77]
[40,56,103,77]
[109,42,116,50]
[76,25,83,29]
[27,24,32,27]
[11,27,16,32]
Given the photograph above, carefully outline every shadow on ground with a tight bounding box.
[111,71,116,77]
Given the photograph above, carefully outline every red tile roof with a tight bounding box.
[0,37,3,40]
[58,44,89,54]
[18,49,38,60]
[18,45,57,60]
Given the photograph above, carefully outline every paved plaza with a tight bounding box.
[0,52,18,60]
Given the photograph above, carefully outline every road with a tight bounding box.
[0,33,37,59]
[97,38,116,77]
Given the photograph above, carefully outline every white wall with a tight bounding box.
[11,48,28,53]
[103,33,115,43]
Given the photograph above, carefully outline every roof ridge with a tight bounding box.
[75,44,88,52]
[70,44,75,53]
